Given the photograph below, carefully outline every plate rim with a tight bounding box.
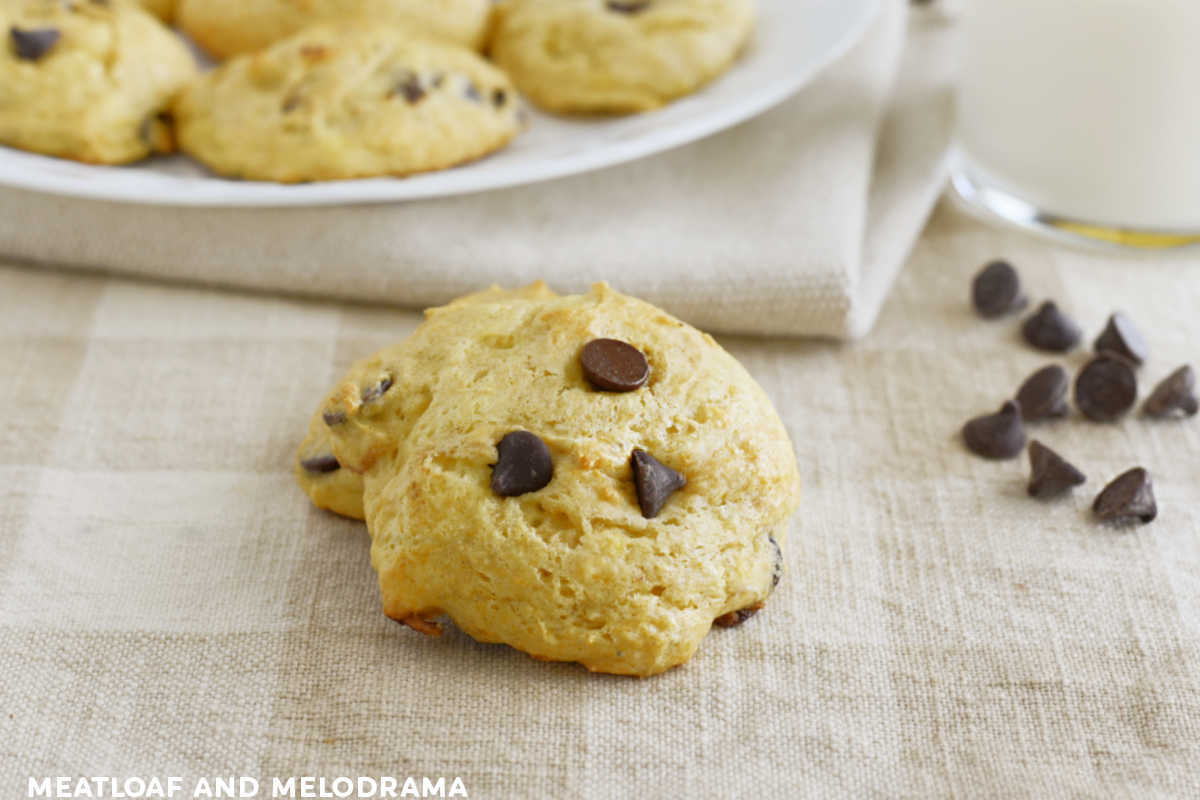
[0,0,881,208]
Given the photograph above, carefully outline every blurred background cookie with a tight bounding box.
[0,0,196,164]
[490,0,756,113]
[177,0,493,60]
[173,23,523,182]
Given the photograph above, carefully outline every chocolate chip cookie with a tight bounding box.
[299,282,801,676]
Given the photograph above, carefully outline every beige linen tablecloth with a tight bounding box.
[3,203,1199,797]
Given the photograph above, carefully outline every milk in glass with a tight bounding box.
[956,0,1200,231]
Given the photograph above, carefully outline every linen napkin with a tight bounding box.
[0,0,953,339]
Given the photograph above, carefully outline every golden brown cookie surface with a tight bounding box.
[310,283,800,676]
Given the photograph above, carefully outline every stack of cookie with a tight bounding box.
[1,0,757,182]
[296,283,801,675]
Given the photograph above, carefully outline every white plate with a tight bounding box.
[0,0,879,207]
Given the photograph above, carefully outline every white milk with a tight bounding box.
[957,0,1200,230]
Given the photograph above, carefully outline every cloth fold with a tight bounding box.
[0,1,954,339]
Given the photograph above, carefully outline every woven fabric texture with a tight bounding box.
[2,202,1199,797]
[0,2,953,341]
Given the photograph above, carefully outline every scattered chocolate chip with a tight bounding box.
[1143,365,1198,418]
[606,0,651,12]
[360,375,393,404]
[281,94,302,113]
[962,400,1026,459]
[491,431,553,497]
[10,26,60,61]
[631,449,686,518]
[580,338,650,392]
[1093,467,1157,524]
[971,260,1027,318]
[1026,440,1086,498]
[1021,301,1082,352]
[1094,312,1148,365]
[1015,364,1070,421]
[491,88,506,108]
[713,603,763,628]
[1075,354,1137,422]
[300,454,341,474]
[463,81,481,102]
[768,534,783,589]
[322,409,347,426]
[391,72,425,103]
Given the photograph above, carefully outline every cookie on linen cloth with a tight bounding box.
[489,0,755,114]
[0,0,196,164]
[173,23,523,182]
[313,282,800,676]
[177,0,493,60]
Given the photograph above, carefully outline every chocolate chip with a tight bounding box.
[631,449,685,518]
[1075,354,1137,422]
[580,338,650,392]
[1026,440,1085,498]
[360,375,393,404]
[463,81,481,102]
[491,431,553,497]
[491,88,506,108]
[300,454,341,474]
[1143,365,1198,418]
[971,260,1027,318]
[713,603,763,628]
[1021,301,1082,352]
[1094,312,1148,365]
[768,534,783,589]
[322,409,347,426]
[606,0,651,12]
[281,94,302,113]
[391,72,425,104]
[962,400,1026,459]
[10,27,60,61]
[1093,467,1157,524]
[1015,364,1070,421]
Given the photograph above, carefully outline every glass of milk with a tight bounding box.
[951,0,1200,248]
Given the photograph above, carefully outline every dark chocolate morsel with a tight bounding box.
[606,0,651,12]
[322,409,347,426]
[1016,364,1070,421]
[768,534,783,589]
[971,260,1027,318]
[392,72,425,103]
[1075,354,1137,422]
[1026,439,1086,498]
[1143,365,1198,418]
[463,80,481,102]
[1093,467,1157,524]
[300,454,341,474]
[1094,312,1148,365]
[10,27,60,61]
[361,375,393,404]
[580,338,650,392]
[631,448,686,518]
[962,400,1026,459]
[491,431,553,497]
[713,604,763,628]
[491,88,507,107]
[1022,301,1082,353]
